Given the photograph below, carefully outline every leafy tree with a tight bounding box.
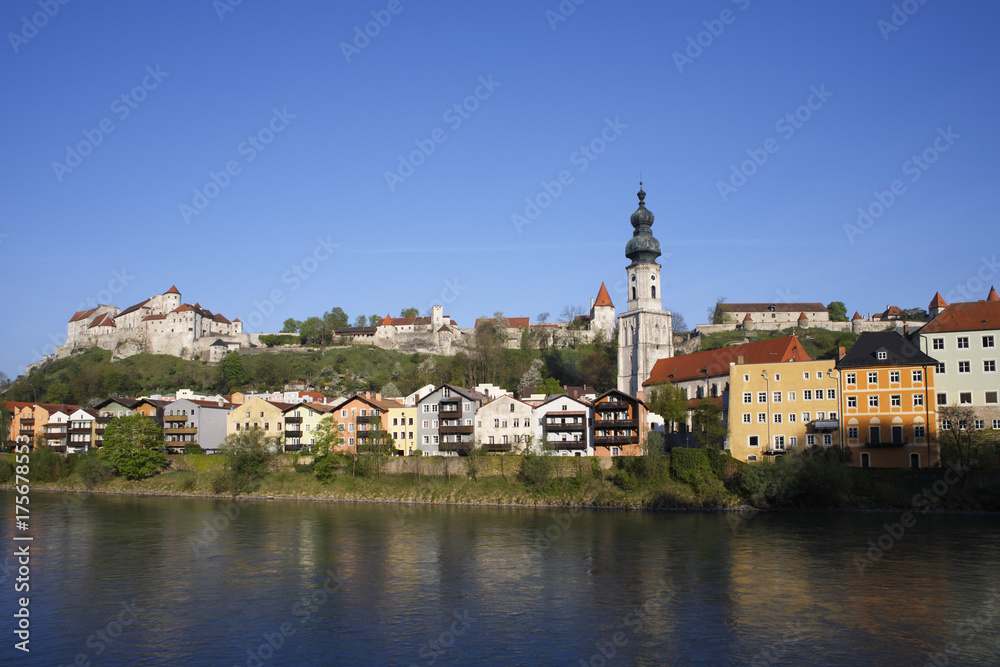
[691,398,726,449]
[30,445,74,482]
[581,346,614,390]
[520,359,544,393]
[222,351,250,391]
[100,415,167,480]
[939,405,1000,471]
[400,307,419,318]
[312,415,344,457]
[299,317,326,345]
[76,452,113,489]
[536,377,563,395]
[217,427,278,497]
[381,381,401,398]
[369,314,384,327]
[827,301,848,322]
[709,297,733,325]
[354,315,368,328]
[0,370,10,393]
[646,384,690,433]
[325,307,349,330]
[281,318,302,333]
[0,395,11,452]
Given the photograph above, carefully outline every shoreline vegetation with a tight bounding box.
[5,448,999,513]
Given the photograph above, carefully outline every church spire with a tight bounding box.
[625,182,661,265]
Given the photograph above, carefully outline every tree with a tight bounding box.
[281,318,302,333]
[99,415,167,480]
[938,405,1000,471]
[536,377,563,395]
[325,308,349,330]
[312,415,344,456]
[537,312,549,324]
[672,313,689,333]
[646,384,690,434]
[381,381,401,398]
[900,307,928,321]
[222,351,250,392]
[580,347,613,390]
[400,307,419,318]
[691,398,726,449]
[354,315,368,328]
[520,359,544,393]
[560,304,585,324]
[827,301,848,322]
[709,297,733,325]
[369,314,384,327]
[217,427,278,496]
[299,317,325,345]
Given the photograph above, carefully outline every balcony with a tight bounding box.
[285,416,303,424]
[486,441,513,453]
[552,440,587,450]
[19,418,34,425]
[285,429,303,438]
[596,401,629,412]
[811,420,839,431]
[164,415,187,422]
[594,435,637,446]
[439,440,473,453]
[544,422,585,432]
[593,419,635,430]
[440,424,474,435]
[68,426,91,435]
[865,438,908,448]
[96,416,113,424]
[439,408,461,419]
[165,427,198,435]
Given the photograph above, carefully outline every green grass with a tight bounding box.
[698,327,859,360]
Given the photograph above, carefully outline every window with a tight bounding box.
[985,360,996,373]
[788,391,796,402]
[392,418,399,426]
[914,425,925,438]
[983,335,995,348]
[817,411,826,420]
[773,413,782,424]
[913,394,924,407]
[743,374,750,382]
[758,392,767,403]
[807,434,816,445]
[803,372,810,380]
[993,420,1000,430]
[959,361,971,373]
[937,393,947,406]
[743,392,752,404]
[960,392,972,405]
[941,419,952,430]
[868,372,878,384]
[936,362,946,375]
[757,413,767,423]
[803,390,813,401]
[348,437,354,446]
[802,412,810,422]
[773,391,782,403]
[743,413,751,424]
[788,413,797,423]
[869,396,879,408]
[422,420,429,428]
[509,403,515,412]
[890,371,900,383]
[747,455,758,462]
[513,419,519,428]
[891,395,901,407]
[877,351,888,360]
[957,336,969,349]
[827,389,836,400]
[933,338,944,350]
[422,435,429,444]
[848,427,858,439]
[348,423,354,432]
[488,436,494,444]
[987,392,999,405]
[846,373,856,386]
[360,409,367,417]
[494,419,500,428]
[823,434,833,446]
[789,436,798,447]
[774,373,781,382]
[861,452,870,468]
[422,405,430,413]
[611,446,620,456]
[816,371,823,379]
[433,435,439,444]
[847,396,857,409]
[773,435,785,450]
[975,419,985,430]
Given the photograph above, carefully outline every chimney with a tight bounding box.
[737,355,744,365]
[904,324,909,336]
[590,297,594,308]
[838,346,846,360]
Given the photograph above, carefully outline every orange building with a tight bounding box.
[592,389,647,456]
[330,392,398,452]
[836,331,939,468]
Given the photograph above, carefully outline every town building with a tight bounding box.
[617,184,674,397]
[163,398,235,453]
[532,395,593,456]
[415,385,487,455]
[837,331,939,469]
[592,389,648,456]
[728,360,840,462]
[226,397,294,447]
[475,395,534,453]
[386,402,417,455]
[282,402,333,452]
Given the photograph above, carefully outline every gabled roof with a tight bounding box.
[644,336,810,386]
[536,394,592,410]
[594,388,646,406]
[798,312,808,320]
[94,397,142,410]
[116,298,151,318]
[421,384,488,404]
[919,301,1000,334]
[88,313,116,328]
[837,331,937,368]
[70,307,98,323]
[719,302,827,313]
[212,313,231,324]
[929,292,948,309]
[479,394,534,411]
[594,282,614,308]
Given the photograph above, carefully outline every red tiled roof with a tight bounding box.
[919,301,1000,334]
[798,312,808,320]
[852,311,862,320]
[142,314,167,321]
[166,285,180,294]
[212,313,231,324]
[929,292,948,309]
[594,282,614,308]
[88,313,116,329]
[988,286,999,302]
[380,314,394,325]
[70,307,98,323]
[743,313,753,321]
[643,336,810,386]
[116,299,151,318]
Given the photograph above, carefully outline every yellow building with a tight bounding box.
[226,397,293,446]
[837,331,939,469]
[386,404,417,455]
[728,360,841,462]
[281,402,333,452]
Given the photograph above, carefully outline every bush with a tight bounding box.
[178,476,197,492]
[353,452,386,478]
[184,443,204,455]
[76,454,113,489]
[614,468,637,491]
[0,457,12,484]
[670,448,713,485]
[219,429,277,497]
[313,455,339,483]
[519,452,556,490]
[31,446,73,482]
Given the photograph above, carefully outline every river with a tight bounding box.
[2,491,999,666]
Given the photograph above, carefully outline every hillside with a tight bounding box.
[696,327,859,361]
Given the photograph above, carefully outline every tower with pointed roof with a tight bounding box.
[617,184,674,397]
[589,282,616,340]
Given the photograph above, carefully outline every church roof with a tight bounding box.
[624,183,661,265]
[594,282,614,308]
[643,336,810,385]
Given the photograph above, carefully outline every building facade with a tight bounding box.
[475,395,534,453]
[592,389,647,456]
[533,395,593,456]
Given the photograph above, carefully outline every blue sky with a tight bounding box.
[2,0,999,379]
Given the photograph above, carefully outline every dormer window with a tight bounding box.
[876,350,888,360]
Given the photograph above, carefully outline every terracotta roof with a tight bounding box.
[88,313,116,328]
[852,311,862,320]
[989,286,999,302]
[643,336,810,386]
[594,282,614,308]
[798,312,808,320]
[166,285,180,294]
[232,318,241,323]
[929,292,948,309]
[919,301,1000,334]
[379,316,431,327]
[142,314,167,321]
[743,313,753,321]
[70,307,98,323]
[116,298,151,318]
[720,303,827,313]
[880,305,904,320]
[299,391,326,400]
[212,313,231,324]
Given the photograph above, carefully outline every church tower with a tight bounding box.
[617,184,674,397]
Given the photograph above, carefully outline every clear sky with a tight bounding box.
[2,0,998,380]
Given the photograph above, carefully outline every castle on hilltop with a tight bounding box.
[49,286,257,365]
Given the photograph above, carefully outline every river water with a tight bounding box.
[2,490,999,666]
